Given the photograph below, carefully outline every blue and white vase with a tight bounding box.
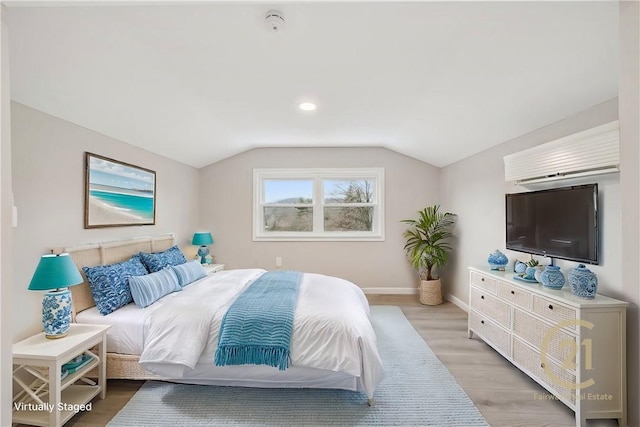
[42,289,73,338]
[488,250,508,271]
[568,264,598,299]
[540,265,565,290]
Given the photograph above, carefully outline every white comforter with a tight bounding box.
[138,269,384,398]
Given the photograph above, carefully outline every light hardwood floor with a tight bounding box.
[56,296,619,427]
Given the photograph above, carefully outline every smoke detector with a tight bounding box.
[265,10,285,32]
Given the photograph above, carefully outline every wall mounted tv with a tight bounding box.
[505,184,598,264]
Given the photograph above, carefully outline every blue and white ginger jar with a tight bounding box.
[488,250,508,270]
[568,264,598,299]
[540,265,565,290]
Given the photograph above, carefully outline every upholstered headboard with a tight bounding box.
[62,234,175,318]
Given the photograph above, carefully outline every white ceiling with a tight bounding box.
[7,2,619,168]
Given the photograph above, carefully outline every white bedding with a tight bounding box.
[77,269,384,398]
[75,281,187,355]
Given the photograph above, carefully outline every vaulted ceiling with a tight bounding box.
[7,1,619,168]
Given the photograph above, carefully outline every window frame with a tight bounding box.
[253,168,385,241]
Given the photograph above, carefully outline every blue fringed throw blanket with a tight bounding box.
[214,270,303,371]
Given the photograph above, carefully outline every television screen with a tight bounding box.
[505,184,598,264]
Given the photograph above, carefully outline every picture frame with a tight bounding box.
[84,152,156,228]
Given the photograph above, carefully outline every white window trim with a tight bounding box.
[253,168,385,241]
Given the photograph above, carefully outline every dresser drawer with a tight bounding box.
[469,310,511,357]
[513,308,577,365]
[497,281,532,310]
[470,287,510,328]
[470,271,497,294]
[513,337,576,404]
[532,295,577,331]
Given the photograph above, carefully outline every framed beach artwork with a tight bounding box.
[84,152,156,228]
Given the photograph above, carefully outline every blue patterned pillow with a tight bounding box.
[139,245,187,273]
[170,260,207,287]
[83,256,148,315]
[129,268,181,308]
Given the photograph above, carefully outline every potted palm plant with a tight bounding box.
[402,205,456,305]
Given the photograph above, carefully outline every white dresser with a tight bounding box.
[467,266,627,427]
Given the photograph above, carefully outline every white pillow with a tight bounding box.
[128,268,181,308]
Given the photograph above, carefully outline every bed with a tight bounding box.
[66,234,384,403]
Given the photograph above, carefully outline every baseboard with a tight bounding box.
[362,288,469,312]
[362,287,418,295]
[446,293,469,312]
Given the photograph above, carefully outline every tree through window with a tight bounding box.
[254,168,384,241]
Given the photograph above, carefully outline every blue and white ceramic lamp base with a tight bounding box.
[197,246,210,264]
[42,289,73,339]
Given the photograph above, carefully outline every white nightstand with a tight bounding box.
[13,324,111,427]
[203,263,225,274]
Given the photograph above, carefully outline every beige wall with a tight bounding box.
[619,2,640,426]
[10,102,200,341]
[199,147,440,292]
[0,6,12,426]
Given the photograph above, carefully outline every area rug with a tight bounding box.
[107,305,487,426]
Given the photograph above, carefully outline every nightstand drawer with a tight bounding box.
[203,264,225,274]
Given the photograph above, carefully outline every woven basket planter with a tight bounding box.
[419,279,443,306]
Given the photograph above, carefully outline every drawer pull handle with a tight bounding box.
[480,320,485,325]
[480,295,485,300]
[510,290,515,295]
[548,304,554,310]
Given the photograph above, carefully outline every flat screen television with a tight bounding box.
[505,184,598,264]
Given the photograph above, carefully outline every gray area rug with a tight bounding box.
[108,305,487,426]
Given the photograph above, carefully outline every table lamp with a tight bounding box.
[28,253,83,339]
[192,232,214,264]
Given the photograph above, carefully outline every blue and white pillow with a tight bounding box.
[83,256,148,316]
[171,260,206,287]
[139,246,187,273]
[128,268,181,308]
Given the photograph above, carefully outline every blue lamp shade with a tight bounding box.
[28,254,83,339]
[192,232,214,264]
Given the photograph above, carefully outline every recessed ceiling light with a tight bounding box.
[298,102,317,111]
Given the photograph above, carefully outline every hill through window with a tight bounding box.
[253,168,385,241]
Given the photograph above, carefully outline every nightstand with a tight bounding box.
[203,263,225,274]
[13,324,110,427]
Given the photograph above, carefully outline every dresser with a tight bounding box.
[467,267,627,427]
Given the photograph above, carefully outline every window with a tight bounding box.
[253,168,384,241]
